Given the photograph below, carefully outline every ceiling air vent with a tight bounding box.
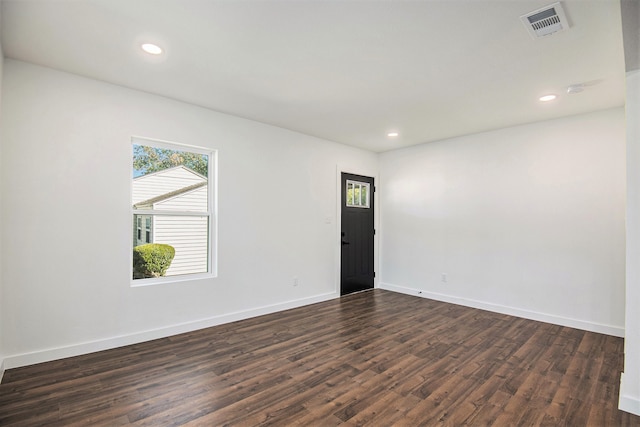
[521,2,569,39]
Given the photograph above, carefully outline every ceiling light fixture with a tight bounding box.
[141,43,163,55]
[567,84,585,94]
[539,94,557,102]
[387,132,399,137]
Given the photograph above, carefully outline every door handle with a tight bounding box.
[341,232,349,245]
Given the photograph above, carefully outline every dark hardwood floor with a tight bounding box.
[1,289,639,426]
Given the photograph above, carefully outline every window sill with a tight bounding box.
[130,272,216,287]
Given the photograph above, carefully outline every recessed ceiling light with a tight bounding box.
[387,132,399,137]
[539,94,557,102]
[141,43,163,55]
[567,84,585,94]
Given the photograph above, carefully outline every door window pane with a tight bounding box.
[346,180,370,208]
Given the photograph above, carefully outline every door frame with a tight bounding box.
[335,165,379,295]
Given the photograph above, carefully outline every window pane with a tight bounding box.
[354,185,361,206]
[133,144,209,212]
[361,185,368,206]
[347,182,354,206]
[133,215,209,279]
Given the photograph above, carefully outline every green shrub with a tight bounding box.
[133,243,175,279]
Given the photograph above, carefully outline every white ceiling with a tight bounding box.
[0,0,626,152]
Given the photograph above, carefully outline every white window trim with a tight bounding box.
[130,136,218,286]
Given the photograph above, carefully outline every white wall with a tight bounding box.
[379,108,626,336]
[0,58,629,381]
[0,60,377,366]
[0,7,5,380]
[620,69,640,415]
[619,0,640,414]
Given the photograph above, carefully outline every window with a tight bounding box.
[346,180,370,208]
[145,217,151,243]
[135,215,153,245]
[132,137,216,283]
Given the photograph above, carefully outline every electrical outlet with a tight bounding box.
[441,273,448,283]
[293,276,299,287]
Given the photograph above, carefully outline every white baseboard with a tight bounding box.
[2,292,338,370]
[619,395,640,416]
[619,373,640,415]
[378,282,624,337]
[2,285,625,373]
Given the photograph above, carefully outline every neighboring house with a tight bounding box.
[132,166,208,277]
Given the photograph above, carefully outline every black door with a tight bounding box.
[341,173,375,295]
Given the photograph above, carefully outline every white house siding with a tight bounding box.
[153,185,208,212]
[152,185,209,276]
[132,166,205,205]
[152,215,208,276]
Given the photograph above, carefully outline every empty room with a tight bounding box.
[1,0,640,425]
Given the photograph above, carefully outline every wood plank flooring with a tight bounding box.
[1,289,639,426]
